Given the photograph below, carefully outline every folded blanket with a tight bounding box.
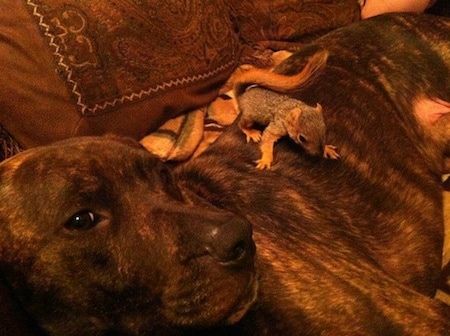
[139,92,238,162]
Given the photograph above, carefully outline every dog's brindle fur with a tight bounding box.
[1,13,450,335]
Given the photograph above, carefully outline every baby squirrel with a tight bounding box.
[233,49,340,170]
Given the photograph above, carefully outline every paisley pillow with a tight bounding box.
[228,0,360,52]
[0,0,239,148]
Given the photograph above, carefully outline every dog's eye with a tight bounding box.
[65,210,100,231]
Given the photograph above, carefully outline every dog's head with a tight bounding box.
[0,136,257,335]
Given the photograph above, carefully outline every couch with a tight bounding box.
[0,0,361,162]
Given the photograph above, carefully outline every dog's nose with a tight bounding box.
[205,216,255,266]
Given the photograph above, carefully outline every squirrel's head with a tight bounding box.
[286,104,326,156]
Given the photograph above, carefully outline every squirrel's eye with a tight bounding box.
[299,135,308,143]
[65,210,99,231]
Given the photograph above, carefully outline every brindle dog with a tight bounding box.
[1,13,450,336]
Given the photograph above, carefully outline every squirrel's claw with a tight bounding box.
[255,158,272,170]
[323,145,340,160]
[243,129,262,143]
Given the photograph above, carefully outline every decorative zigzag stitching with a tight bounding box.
[89,60,235,114]
[26,0,235,116]
[27,0,86,113]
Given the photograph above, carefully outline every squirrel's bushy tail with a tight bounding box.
[233,49,329,96]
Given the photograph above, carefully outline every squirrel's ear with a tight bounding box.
[316,103,323,114]
[287,107,302,124]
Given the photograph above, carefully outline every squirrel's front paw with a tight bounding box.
[255,158,272,170]
[323,145,340,160]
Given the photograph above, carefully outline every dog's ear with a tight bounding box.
[414,97,450,171]
[413,97,450,125]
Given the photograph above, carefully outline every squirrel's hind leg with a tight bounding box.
[238,116,262,143]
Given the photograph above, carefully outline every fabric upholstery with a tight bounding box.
[0,0,239,148]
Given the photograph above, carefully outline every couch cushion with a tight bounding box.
[0,0,239,148]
